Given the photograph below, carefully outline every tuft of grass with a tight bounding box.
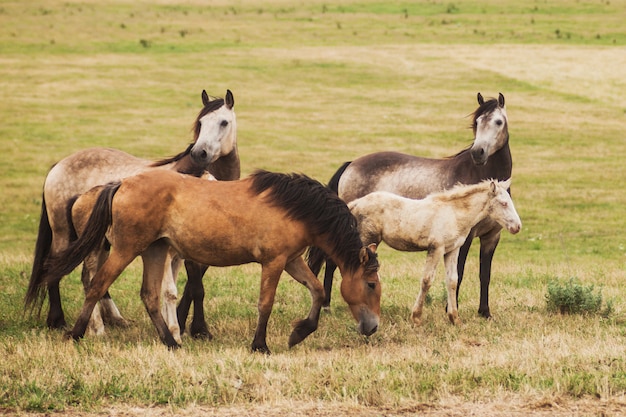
[545,278,613,317]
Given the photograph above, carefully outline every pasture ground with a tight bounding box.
[1,1,626,416]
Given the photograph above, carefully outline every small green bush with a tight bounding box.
[545,278,613,317]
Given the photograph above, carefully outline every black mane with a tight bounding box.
[250,170,378,274]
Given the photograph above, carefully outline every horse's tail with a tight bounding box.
[306,161,352,276]
[42,182,122,293]
[24,195,54,315]
[327,161,351,195]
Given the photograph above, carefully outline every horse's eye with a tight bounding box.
[495,119,503,126]
[501,201,508,208]
[220,120,229,127]
[367,282,377,290]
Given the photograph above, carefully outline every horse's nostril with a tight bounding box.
[200,150,208,159]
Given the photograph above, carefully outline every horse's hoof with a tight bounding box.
[105,317,130,328]
[251,344,271,355]
[63,331,80,342]
[411,316,423,326]
[322,305,331,314]
[289,319,317,347]
[47,317,67,330]
[191,330,214,341]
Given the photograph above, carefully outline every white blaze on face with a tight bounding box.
[471,106,507,165]
[193,105,236,163]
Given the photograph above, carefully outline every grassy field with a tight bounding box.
[1,0,626,415]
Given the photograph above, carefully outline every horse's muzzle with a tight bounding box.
[358,309,379,336]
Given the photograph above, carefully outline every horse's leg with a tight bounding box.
[81,256,105,336]
[251,260,285,354]
[141,242,181,349]
[97,248,128,328]
[284,256,325,348]
[46,238,68,329]
[322,259,337,310]
[66,249,134,342]
[178,260,211,339]
[477,229,502,319]
[46,284,66,329]
[158,248,182,345]
[411,247,444,326]
[444,248,461,325]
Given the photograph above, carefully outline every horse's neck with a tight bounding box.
[208,148,241,181]
[167,153,206,177]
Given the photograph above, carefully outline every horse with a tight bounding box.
[348,179,521,325]
[308,93,511,319]
[41,169,381,353]
[25,90,239,339]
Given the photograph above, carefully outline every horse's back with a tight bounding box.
[42,148,149,248]
[338,151,456,203]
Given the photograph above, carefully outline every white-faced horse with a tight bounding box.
[25,90,239,338]
[348,179,521,325]
[308,93,511,319]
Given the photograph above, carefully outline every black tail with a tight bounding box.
[24,195,53,315]
[327,161,351,194]
[41,182,122,298]
[306,161,351,276]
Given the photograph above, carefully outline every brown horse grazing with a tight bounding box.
[308,93,511,319]
[42,170,381,353]
[25,90,239,339]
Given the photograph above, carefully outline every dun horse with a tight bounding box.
[348,179,521,325]
[309,93,511,319]
[25,90,239,338]
[42,170,381,353]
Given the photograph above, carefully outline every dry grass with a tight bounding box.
[1,0,626,415]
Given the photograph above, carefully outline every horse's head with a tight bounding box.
[488,178,521,234]
[190,90,237,166]
[470,93,508,166]
[340,244,381,336]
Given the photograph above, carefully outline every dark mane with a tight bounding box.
[448,96,503,159]
[151,97,226,167]
[250,170,378,274]
[150,143,193,167]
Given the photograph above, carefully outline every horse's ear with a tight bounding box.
[367,243,378,253]
[490,180,497,194]
[498,93,505,107]
[202,90,210,106]
[477,92,484,105]
[359,246,370,264]
[502,178,512,190]
[225,89,234,109]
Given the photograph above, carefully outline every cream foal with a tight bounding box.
[348,179,521,325]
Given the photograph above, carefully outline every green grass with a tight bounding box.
[1,0,626,414]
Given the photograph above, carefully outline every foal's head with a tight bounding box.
[190,90,237,166]
[488,178,522,235]
[470,93,508,166]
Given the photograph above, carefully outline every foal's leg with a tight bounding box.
[66,249,135,341]
[444,248,461,325]
[411,247,444,326]
[284,256,325,348]
[142,242,181,348]
[177,260,211,339]
[251,260,285,354]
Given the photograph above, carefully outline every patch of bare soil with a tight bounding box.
[6,397,626,417]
